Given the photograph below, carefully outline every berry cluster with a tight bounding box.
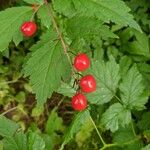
[20,8,96,112]
[72,54,96,111]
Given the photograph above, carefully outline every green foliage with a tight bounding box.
[0,116,19,137]
[0,6,32,52]
[142,144,150,150]
[23,0,44,5]
[61,110,90,148]
[0,0,149,149]
[37,5,51,28]
[87,57,120,104]
[23,29,71,105]
[101,103,131,132]
[113,126,143,149]
[119,65,148,110]
[3,132,27,150]
[53,0,141,31]
[28,131,45,150]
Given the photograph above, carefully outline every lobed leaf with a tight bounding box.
[86,57,120,104]
[101,103,131,132]
[119,65,148,110]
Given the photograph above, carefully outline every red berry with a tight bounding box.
[74,53,90,71]
[80,75,96,93]
[21,21,37,37]
[71,93,87,111]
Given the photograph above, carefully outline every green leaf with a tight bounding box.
[0,116,19,137]
[46,108,64,135]
[53,0,76,17]
[42,134,53,150]
[137,112,150,130]
[23,0,44,5]
[23,29,71,105]
[141,144,150,150]
[60,110,90,148]
[75,118,94,147]
[119,56,132,77]
[128,31,150,58]
[119,65,148,110]
[0,6,32,52]
[101,103,131,132]
[28,132,45,150]
[66,15,118,40]
[0,141,3,150]
[113,126,143,150]
[143,130,150,142]
[37,5,51,28]
[72,0,141,31]
[3,131,27,150]
[57,80,77,97]
[87,57,120,104]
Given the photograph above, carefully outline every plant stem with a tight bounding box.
[131,121,136,136]
[44,0,76,77]
[30,4,42,21]
[100,136,141,150]
[89,115,106,146]
[0,106,18,116]
[100,143,118,150]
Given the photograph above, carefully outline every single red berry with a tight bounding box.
[80,74,96,93]
[71,93,87,111]
[21,21,37,37]
[74,53,90,71]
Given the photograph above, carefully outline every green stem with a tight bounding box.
[89,115,106,146]
[100,143,118,150]
[131,121,136,136]
[100,136,141,150]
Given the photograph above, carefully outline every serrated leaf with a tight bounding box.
[101,103,131,132]
[37,5,51,28]
[66,15,118,40]
[0,116,19,137]
[141,144,150,150]
[23,0,44,5]
[86,57,120,104]
[119,65,148,110]
[23,29,71,105]
[3,131,27,150]
[0,6,32,52]
[53,0,76,17]
[72,0,141,31]
[60,110,90,149]
[28,132,45,150]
